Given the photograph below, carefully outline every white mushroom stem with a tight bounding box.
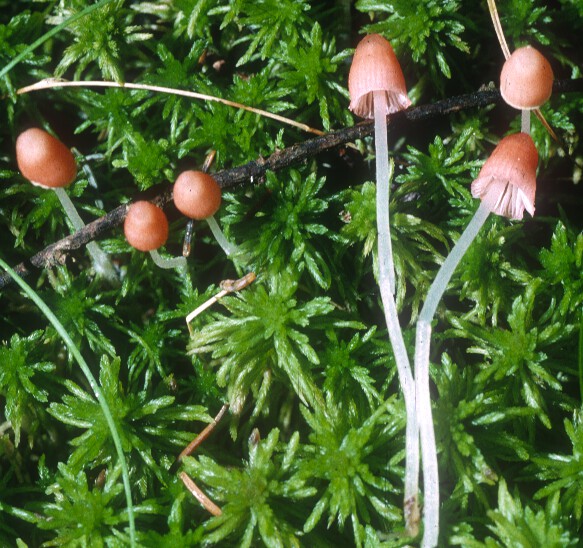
[149,249,187,271]
[53,187,117,282]
[205,215,240,258]
[371,139,419,534]
[373,90,396,296]
[382,282,419,538]
[521,109,531,135]
[415,201,490,547]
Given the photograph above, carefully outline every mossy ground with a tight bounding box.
[0,1,582,546]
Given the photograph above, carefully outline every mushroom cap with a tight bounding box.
[471,132,538,220]
[124,200,169,252]
[348,34,411,119]
[173,170,222,220]
[16,128,77,189]
[500,46,553,110]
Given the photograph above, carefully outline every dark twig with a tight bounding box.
[1,79,582,289]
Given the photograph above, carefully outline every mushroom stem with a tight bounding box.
[148,249,187,271]
[381,277,419,538]
[419,202,490,324]
[521,109,531,135]
[414,319,436,548]
[373,90,396,295]
[415,200,491,547]
[373,153,419,534]
[53,187,117,282]
[205,215,240,258]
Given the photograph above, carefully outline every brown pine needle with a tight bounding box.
[179,472,223,516]
[17,78,325,136]
[177,404,229,462]
[486,0,511,59]
[534,108,560,142]
[176,405,229,516]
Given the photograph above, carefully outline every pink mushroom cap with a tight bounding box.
[348,34,411,119]
[173,170,222,220]
[16,128,77,189]
[124,201,169,252]
[500,46,553,110]
[471,132,538,220]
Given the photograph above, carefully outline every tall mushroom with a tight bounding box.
[348,34,419,535]
[16,127,117,281]
[500,45,554,135]
[348,34,411,296]
[414,132,538,547]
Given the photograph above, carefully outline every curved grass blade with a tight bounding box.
[0,0,115,81]
[0,257,136,546]
[579,311,583,403]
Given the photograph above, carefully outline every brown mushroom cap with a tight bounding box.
[500,46,553,110]
[173,170,222,220]
[348,34,411,119]
[471,132,538,220]
[124,201,169,252]
[16,128,77,189]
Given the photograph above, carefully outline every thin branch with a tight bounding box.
[1,79,582,290]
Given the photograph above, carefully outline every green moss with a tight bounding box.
[0,0,581,546]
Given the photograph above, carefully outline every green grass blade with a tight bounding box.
[0,257,136,546]
[0,0,114,81]
[579,310,583,404]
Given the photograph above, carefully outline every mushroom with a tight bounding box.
[173,170,238,257]
[16,127,117,281]
[486,0,555,137]
[500,46,554,134]
[124,200,185,270]
[348,33,411,295]
[414,132,538,547]
[470,132,537,220]
[16,128,77,189]
[349,35,418,534]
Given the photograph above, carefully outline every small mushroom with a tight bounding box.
[499,46,553,134]
[471,132,537,220]
[16,128,116,281]
[348,34,411,295]
[124,201,169,252]
[414,131,538,548]
[173,170,221,220]
[16,127,77,189]
[124,200,185,270]
[173,170,238,257]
